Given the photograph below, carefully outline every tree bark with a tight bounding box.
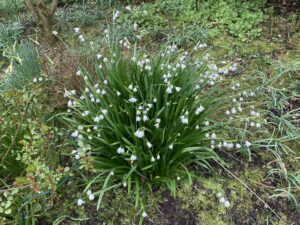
[24,0,58,45]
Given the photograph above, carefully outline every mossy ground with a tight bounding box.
[34,6,300,225]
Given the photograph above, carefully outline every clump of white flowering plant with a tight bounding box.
[64,46,225,209]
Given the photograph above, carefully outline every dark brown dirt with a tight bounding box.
[267,0,300,14]
[215,145,300,225]
[150,191,198,225]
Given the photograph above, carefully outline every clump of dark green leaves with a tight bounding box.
[64,47,223,211]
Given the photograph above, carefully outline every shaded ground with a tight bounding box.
[37,6,299,225]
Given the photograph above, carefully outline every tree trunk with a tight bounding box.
[24,0,58,45]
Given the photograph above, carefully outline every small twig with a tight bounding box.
[217,161,286,224]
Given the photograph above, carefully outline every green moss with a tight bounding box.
[242,40,282,55]
[210,33,283,61]
[198,211,233,225]
[177,178,233,225]
[175,166,287,225]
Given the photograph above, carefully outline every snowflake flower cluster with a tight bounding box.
[65,48,222,170]
[64,26,267,213]
[113,10,120,21]
[32,77,44,83]
[216,192,230,208]
[136,54,152,71]
[193,43,207,51]
[119,37,131,49]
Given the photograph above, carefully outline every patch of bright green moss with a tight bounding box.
[177,178,233,225]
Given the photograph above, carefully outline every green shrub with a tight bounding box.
[0,0,24,19]
[0,86,66,223]
[165,24,207,47]
[64,46,224,212]
[0,91,26,178]
[55,1,107,30]
[152,0,268,41]
[0,87,47,178]
[2,43,41,90]
[0,21,23,49]
[218,3,266,42]
[120,3,167,30]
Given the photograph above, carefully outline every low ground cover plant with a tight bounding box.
[0,83,67,223]
[63,41,228,212]
[123,0,268,42]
